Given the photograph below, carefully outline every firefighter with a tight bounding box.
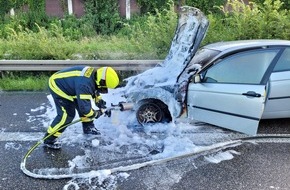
[43,66,119,149]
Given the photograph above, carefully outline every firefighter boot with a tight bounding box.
[43,133,62,149]
[83,121,101,135]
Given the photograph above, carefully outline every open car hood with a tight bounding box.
[123,6,209,94]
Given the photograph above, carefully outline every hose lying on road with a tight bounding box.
[20,131,290,180]
[20,118,82,179]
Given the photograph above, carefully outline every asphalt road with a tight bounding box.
[0,91,290,190]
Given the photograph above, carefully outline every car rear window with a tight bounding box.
[273,48,290,72]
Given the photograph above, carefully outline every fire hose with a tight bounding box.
[20,102,134,178]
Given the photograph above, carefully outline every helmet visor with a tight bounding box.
[97,79,108,94]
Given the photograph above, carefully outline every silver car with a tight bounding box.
[123,7,290,135]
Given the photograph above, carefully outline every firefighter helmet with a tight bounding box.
[96,67,119,89]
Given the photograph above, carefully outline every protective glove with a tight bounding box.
[104,109,111,117]
[95,109,103,119]
[96,99,107,109]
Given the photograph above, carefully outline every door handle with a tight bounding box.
[242,91,261,97]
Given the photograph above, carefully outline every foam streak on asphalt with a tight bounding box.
[1,132,290,143]
[0,132,43,141]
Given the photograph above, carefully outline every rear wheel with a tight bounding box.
[136,102,164,124]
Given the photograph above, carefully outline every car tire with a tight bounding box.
[136,102,164,124]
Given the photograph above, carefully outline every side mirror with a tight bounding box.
[193,74,201,83]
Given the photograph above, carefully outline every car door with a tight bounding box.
[187,48,281,135]
[263,47,290,118]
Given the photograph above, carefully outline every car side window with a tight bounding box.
[273,48,290,72]
[202,49,279,84]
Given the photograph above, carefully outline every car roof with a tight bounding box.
[203,39,290,52]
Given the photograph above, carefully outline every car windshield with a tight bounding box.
[190,48,220,67]
[177,48,220,83]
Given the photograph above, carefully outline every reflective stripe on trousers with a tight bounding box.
[47,93,76,137]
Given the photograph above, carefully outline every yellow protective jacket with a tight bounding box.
[49,66,98,118]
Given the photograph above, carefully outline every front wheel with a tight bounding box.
[136,103,164,124]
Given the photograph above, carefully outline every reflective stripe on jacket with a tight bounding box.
[49,66,97,117]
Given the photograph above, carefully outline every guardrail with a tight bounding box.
[0,60,163,71]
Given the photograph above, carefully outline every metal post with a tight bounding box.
[67,0,73,15]
[10,8,15,16]
[126,0,130,20]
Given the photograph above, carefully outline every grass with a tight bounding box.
[0,74,49,91]
[0,70,138,91]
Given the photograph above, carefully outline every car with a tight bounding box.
[122,6,290,135]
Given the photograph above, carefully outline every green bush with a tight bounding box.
[0,0,13,21]
[119,2,177,58]
[136,0,174,14]
[2,24,78,59]
[183,0,227,14]
[0,0,48,33]
[258,0,290,39]
[83,0,123,35]
[0,0,289,61]
[136,0,226,15]
[48,15,96,40]
[252,0,290,9]
[0,23,161,60]
[204,0,290,43]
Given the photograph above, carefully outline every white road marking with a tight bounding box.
[1,132,290,144]
[0,132,43,141]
